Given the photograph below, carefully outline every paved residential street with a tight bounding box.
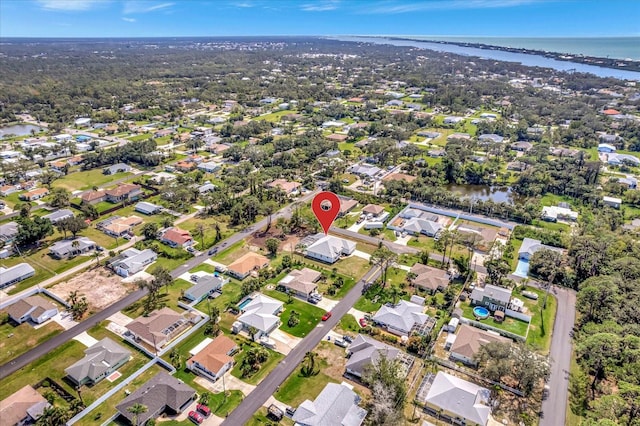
[540,285,577,426]
[222,265,381,426]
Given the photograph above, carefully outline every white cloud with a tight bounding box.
[123,1,174,14]
[122,16,136,22]
[301,0,340,12]
[233,2,254,7]
[36,0,109,11]
[364,0,543,14]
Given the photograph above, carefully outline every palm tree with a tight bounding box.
[195,222,206,248]
[169,348,183,370]
[370,246,398,288]
[127,403,148,426]
[301,351,319,377]
[71,239,80,256]
[388,285,401,305]
[199,392,211,406]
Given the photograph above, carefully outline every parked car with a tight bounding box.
[187,246,196,253]
[196,404,211,417]
[285,406,296,417]
[309,292,323,301]
[335,338,349,348]
[95,246,104,252]
[188,411,204,424]
[208,247,218,255]
[322,312,332,321]
[190,274,199,282]
[343,335,354,343]
[359,318,368,327]
[307,297,319,304]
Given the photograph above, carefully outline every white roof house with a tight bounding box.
[372,300,430,336]
[518,238,563,260]
[401,217,443,237]
[0,263,36,289]
[42,209,74,223]
[541,205,578,222]
[305,235,356,264]
[293,382,367,426]
[235,294,283,338]
[49,237,96,259]
[424,372,491,426]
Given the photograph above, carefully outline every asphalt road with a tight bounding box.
[0,289,146,379]
[222,265,381,425]
[540,285,576,426]
[0,190,319,379]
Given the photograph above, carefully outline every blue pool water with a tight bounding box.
[514,259,530,278]
[473,306,490,319]
[238,297,253,310]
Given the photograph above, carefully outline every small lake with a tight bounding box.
[445,184,516,204]
[0,124,43,138]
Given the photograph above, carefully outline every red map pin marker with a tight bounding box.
[312,191,341,235]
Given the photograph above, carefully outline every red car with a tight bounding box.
[359,318,368,327]
[197,404,211,417]
[188,411,204,424]
[322,312,332,321]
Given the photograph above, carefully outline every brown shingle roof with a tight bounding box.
[5,295,56,321]
[81,190,106,202]
[0,385,50,425]
[450,324,510,360]
[189,335,237,375]
[105,183,141,197]
[227,252,269,276]
[410,263,450,291]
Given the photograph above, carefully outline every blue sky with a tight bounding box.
[1,0,638,38]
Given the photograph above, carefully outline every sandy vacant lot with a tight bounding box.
[49,267,135,311]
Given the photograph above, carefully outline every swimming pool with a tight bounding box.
[473,306,490,319]
[513,259,530,278]
[238,297,253,310]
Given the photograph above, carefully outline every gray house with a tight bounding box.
[469,284,512,312]
[293,382,368,426]
[116,372,196,425]
[5,295,58,324]
[65,337,131,386]
[135,201,163,215]
[184,274,229,303]
[103,163,131,175]
[42,209,74,223]
[108,248,157,277]
[0,221,19,244]
[423,372,491,426]
[49,237,96,259]
[345,334,402,378]
[0,263,36,289]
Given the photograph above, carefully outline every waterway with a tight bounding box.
[334,36,640,80]
[0,123,43,138]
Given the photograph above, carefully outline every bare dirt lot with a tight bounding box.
[48,267,135,311]
[248,226,302,253]
[316,341,371,398]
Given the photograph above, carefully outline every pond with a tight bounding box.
[445,184,517,204]
[0,124,43,138]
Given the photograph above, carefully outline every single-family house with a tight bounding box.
[448,325,510,366]
[116,372,196,426]
[184,274,229,303]
[65,338,131,386]
[410,263,450,293]
[103,163,131,175]
[518,238,563,261]
[108,248,157,277]
[478,134,504,144]
[510,141,533,152]
[160,227,193,248]
[126,307,193,349]
[401,216,443,237]
[0,263,36,289]
[469,284,512,312]
[326,133,349,142]
[0,185,20,196]
[348,163,383,179]
[444,116,465,124]
[232,294,284,339]
[305,235,356,264]
[186,335,237,382]
[423,372,491,426]
[197,161,221,173]
[362,204,385,218]
[100,215,143,237]
[618,177,638,189]
[292,382,368,426]
[0,385,51,426]
[339,197,358,216]
[447,133,471,141]
[105,183,142,203]
[267,179,302,195]
[81,189,107,204]
[5,295,58,324]
[227,252,270,280]
[49,237,96,259]
[0,221,19,243]
[198,182,217,194]
[42,209,74,223]
[278,268,321,298]
[372,300,432,336]
[603,196,622,209]
[606,153,640,166]
[345,334,402,379]
[19,187,49,201]
[135,201,163,215]
[541,205,578,222]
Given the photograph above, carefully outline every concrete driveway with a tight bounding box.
[46,311,78,331]
[195,371,256,396]
[73,331,99,347]
[269,329,302,355]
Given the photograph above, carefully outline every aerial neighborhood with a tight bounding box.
[0,34,638,426]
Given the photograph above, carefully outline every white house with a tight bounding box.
[187,335,237,382]
[305,234,356,264]
[5,295,58,324]
[423,372,491,426]
[372,300,431,336]
[232,294,283,339]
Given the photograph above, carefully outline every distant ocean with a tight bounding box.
[392,36,640,61]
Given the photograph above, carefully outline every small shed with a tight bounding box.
[494,311,505,323]
[445,333,457,350]
[447,318,459,333]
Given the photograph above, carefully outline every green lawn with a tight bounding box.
[52,169,131,192]
[210,240,247,265]
[336,314,360,334]
[264,290,324,338]
[189,263,217,274]
[127,133,153,142]
[518,287,557,353]
[300,254,371,281]
[207,390,244,417]
[178,215,234,251]
[194,277,244,312]
[460,302,529,337]
[254,110,299,122]
[231,343,285,385]
[0,321,64,364]
[275,361,336,407]
[124,278,193,318]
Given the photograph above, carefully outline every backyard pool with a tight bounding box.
[514,259,530,278]
[238,297,253,310]
[473,306,490,319]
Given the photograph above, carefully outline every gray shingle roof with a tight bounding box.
[0,263,36,288]
[425,372,491,426]
[346,334,400,377]
[186,274,226,301]
[65,337,131,383]
[42,209,74,223]
[116,372,195,425]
